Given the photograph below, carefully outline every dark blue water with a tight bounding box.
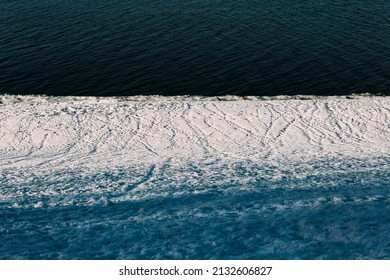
[1,0,390,96]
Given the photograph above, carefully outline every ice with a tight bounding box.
[0,95,389,259]
[0,92,388,104]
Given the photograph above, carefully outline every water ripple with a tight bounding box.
[1,0,390,96]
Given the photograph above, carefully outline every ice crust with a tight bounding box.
[0,92,387,104]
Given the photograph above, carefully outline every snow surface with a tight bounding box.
[0,95,389,259]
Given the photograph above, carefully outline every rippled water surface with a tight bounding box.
[1,0,390,96]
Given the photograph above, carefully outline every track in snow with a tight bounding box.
[0,96,389,259]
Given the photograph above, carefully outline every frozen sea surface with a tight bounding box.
[0,95,389,259]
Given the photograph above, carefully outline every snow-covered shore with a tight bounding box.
[1,96,389,259]
[2,95,390,167]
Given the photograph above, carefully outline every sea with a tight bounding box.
[1,0,390,96]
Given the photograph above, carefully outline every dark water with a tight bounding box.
[1,0,390,96]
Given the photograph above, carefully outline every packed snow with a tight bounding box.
[0,95,389,259]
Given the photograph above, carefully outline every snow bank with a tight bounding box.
[0,96,389,259]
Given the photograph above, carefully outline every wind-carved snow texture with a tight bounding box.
[0,96,389,259]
